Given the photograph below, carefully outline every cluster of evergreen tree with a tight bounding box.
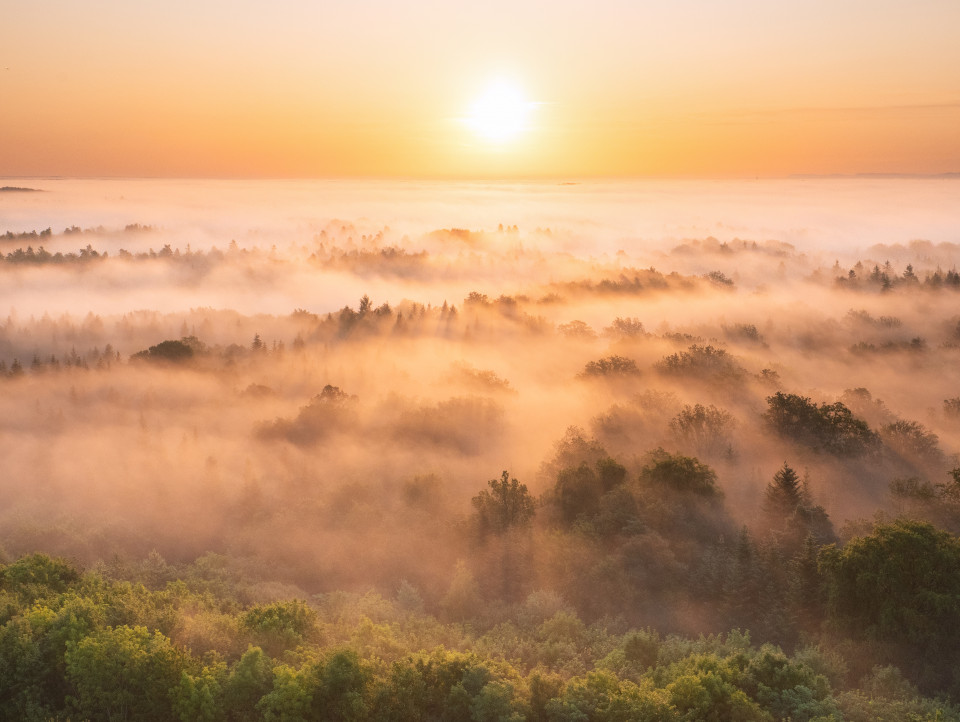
[0,345,119,377]
[835,260,960,291]
[0,244,105,265]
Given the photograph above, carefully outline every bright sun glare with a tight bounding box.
[466,81,534,143]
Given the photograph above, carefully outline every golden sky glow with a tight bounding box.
[2,0,959,178]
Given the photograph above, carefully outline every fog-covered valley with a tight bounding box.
[2,178,960,719]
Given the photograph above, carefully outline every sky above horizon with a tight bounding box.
[3,0,959,178]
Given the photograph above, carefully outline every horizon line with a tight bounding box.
[3,172,960,183]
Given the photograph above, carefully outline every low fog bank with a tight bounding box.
[3,216,960,319]
[2,284,958,595]
[3,177,959,257]
[2,179,960,641]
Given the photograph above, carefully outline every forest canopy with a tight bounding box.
[2,181,960,718]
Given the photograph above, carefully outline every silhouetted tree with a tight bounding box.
[472,471,535,535]
[655,344,746,383]
[764,463,804,521]
[670,404,735,457]
[604,317,645,338]
[639,449,720,498]
[579,355,641,379]
[131,339,194,363]
[552,457,627,525]
[763,392,878,456]
[881,420,943,467]
[762,463,835,549]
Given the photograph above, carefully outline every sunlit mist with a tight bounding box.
[3,0,960,714]
[2,177,960,715]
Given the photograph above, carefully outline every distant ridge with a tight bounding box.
[0,186,42,192]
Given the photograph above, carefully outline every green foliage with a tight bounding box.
[741,647,838,721]
[553,458,628,526]
[224,647,275,720]
[309,649,371,721]
[173,662,227,722]
[371,648,521,721]
[470,680,525,721]
[666,671,769,721]
[623,630,660,670]
[819,519,960,693]
[651,644,841,721]
[2,544,960,718]
[1,553,81,604]
[539,612,587,648]
[820,520,960,646]
[763,392,879,456]
[257,663,312,721]
[890,476,939,502]
[889,470,960,534]
[788,537,829,637]
[597,629,662,683]
[764,464,804,519]
[0,603,89,719]
[65,625,186,721]
[859,664,920,701]
[241,599,318,656]
[587,450,736,566]
[639,450,720,498]
[547,670,673,721]
[835,688,960,722]
[763,464,835,548]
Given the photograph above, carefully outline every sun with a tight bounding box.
[465,81,535,143]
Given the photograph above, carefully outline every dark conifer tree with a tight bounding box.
[764,463,803,521]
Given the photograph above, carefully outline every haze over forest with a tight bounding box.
[1,178,960,719]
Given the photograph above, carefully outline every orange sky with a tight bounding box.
[2,0,959,178]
